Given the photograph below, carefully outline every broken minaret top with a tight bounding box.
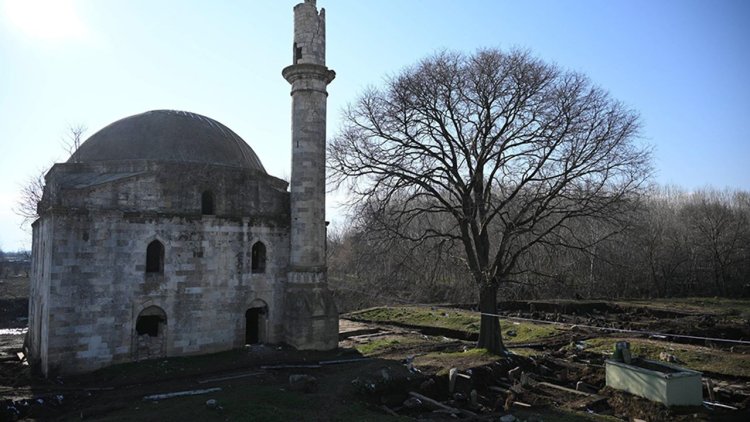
[293,0,326,66]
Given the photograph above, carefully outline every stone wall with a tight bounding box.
[30,161,291,375]
[293,0,326,66]
[43,161,288,218]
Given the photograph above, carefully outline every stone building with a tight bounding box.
[27,0,338,376]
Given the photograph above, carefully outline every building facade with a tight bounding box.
[27,0,338,376]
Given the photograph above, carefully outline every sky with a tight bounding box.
[0,0,748,251]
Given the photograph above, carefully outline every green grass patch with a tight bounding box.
[581,337,750,378]
[414,348,500,374]
[348,306,479,332]
[347,306,562,344]
[354,336,427,356]
[503,320,560,344]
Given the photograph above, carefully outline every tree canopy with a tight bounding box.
[329,49,652,353]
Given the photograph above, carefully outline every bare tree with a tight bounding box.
[329,49,652,353]
[15,125,87,228]
[63,124,87,162]
[14,168,47,229]
[682,189,749,296]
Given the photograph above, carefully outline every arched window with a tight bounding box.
[251,242,266,274]
[146,240,164,274]
[201,190,214,215]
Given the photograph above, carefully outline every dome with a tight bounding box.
[68,110,266,172]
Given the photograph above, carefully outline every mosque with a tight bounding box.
[26,0,338,376]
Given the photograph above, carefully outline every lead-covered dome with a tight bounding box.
[68,110,266,172]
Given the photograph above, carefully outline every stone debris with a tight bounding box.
[402,396,422,408]
[508,366,522,381]
[658,351,679,363]
[288,374,318,393]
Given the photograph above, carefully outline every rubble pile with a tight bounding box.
[351,349,750,421]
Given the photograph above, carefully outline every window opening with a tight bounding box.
[201,190,214,215]
[294,42,302,64]
[251,242,266,273]
[146,240,164,274]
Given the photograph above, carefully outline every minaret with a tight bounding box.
[282,0,338,350]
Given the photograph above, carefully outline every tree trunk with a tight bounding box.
[477,284,505,354]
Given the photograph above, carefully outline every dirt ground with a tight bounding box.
[2,279,749,421]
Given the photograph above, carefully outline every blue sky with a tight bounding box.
[1,0,748,251]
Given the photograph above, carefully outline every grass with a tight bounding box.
[503,320,561,344]
[615,297,750,319]
[354,336,428,356]
[81,384,405,422]
[414,348,500,374]
[348,306,479,332]
[580,337,750,378]
[347,306,562,344]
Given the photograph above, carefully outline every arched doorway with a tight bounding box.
[245,300,268,345]
[134,306,167,360]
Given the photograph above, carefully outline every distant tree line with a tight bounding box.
[328,186,750,311]
[0,249,31,279]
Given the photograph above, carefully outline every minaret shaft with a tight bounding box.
[282,0,338,351]
[284,0,335,272]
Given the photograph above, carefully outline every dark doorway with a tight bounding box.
[136,315,162,337]
[245,307,263,344]
[134,306,167,360]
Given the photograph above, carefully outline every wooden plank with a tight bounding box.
[543,356,588,370]
[198,371,264,384]
[705,378,716,402]
[489,386,511,394]
[143,387,221,401]
[319,357,372,365]
[409,391,458,412]
[703,401,738,410]
[380,405,400,417]
[537,381,593,397]
[512,401,532,408]
[260,364,321,369]
[408,392,477,417]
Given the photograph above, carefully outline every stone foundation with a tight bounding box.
[283,280,338,350]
